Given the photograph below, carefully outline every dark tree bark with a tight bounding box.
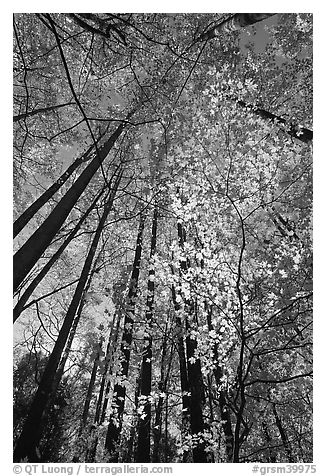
[50,286,89,405]
[170,278,192,463]
[272,404,294,462]
[81,340,104,463]
[236,99,313,144]
[262,421,277,463]
[83,312,121,464]
[105,213,146,462]
[13,174,121,462]
[99,312,122,425]
[13,130,108,238]
[176,223,208,463]
[268,205,300,240]
[124,370,141,463]
[196,14,275,42]
[152,320,171,463]
[13,118,131,292]
[135,206,158,463]
[206,304,234,462]
[94,312,120,424]
[82,339,104,427]
[13,188,105,322]
[13,101,74,123]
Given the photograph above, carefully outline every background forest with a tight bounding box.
[13,13,313,464]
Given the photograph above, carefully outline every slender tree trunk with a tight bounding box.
[13,116,132,292]
[185,314,207,462]
[152,320,170,463]
[197,13,275,42]
[84,313,121,464]
[13,175,121,462]
[206,304,234,462]
[50,289,88,406]
[13,101,74,123]
[82,339,104,427]
[170,279,192,463]
[272,404,294,462]
[99,312,122,425]
[13,187,105,322]
[262,421,277,463]
[125,370,141,462]
[177,223,208,463]
[136,206,158,463]
[236,99,313,144]
[13,129,108,238]
[94,312,120,424]
[105,213,146,462]
[80,339,103,464]
[268,205,300,240]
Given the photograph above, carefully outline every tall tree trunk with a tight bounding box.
[82,339,104,427]
[136,206,158,463]
[84,312,121,464]
[13,174,121,462]
[170,279,192,463]
[152,320,171,463]
[80,339,103,464]
[105,213,146,462]
[94,312,120,424]
[236,99,313,144]
[13,101,74,123]
[272,404,294,462]
[13,187,105,322]
[262,420,277,463]
[13,116,131,292]
[125,370,141,462]
[13,129,108,238]
[99,311,122,425]
[177,223,207,463]
[196,13,275,42]
[50,286,89,407]
[206,304,234,462]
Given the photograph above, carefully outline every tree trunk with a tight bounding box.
[206,304,234,462]
[272,404,294,462]
[177,223,208,463]
[50,289,88,406]
[125,370,141,462]
[99,311,122,425]
[13,175,121,462]
[80,340,103,464]
[262,420,277,463]
[152,320,171,463]
[105,213,146,462]
[13,116,131,292]
[83,312,121,464]
[13,129,108,238]
[136,206,158,463]
[13,101,74,123]
[94,312,120,424]
[236,99,313,144]
[82,339,103,427]
[170,279,192,463]
[197,14,275,42]
[13,187,105,322]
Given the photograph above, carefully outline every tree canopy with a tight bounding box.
[13,12,312,464]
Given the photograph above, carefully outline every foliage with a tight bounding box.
[13,13,312,463]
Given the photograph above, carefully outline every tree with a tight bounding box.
[14,171,122,462]
[135,206,158,462]
[105,213,146,461]
[13,12,312,464]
